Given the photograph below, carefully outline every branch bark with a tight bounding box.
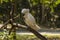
[13,23,47,40]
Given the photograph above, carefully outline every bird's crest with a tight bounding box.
[21,8,29,14]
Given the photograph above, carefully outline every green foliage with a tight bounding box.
[0,0,60,28]
[56,0,60,5]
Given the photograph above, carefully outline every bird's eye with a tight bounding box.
[22,13,25,16]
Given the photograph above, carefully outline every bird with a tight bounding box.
[21,8,40,31]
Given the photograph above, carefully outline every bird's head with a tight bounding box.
[21,8,29,14]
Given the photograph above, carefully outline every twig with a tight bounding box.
[0,14,20,29]
[13,23,27,29]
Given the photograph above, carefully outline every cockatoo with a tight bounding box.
[21,8,40,31]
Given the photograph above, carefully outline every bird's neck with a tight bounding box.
[25,12,29,15]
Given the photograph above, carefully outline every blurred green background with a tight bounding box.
[0,0,60,28]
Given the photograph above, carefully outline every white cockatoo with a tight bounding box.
[21,8,40,31]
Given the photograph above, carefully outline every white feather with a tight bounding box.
[21,9,40,30]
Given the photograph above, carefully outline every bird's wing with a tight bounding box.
[24,13,36,25]
[28,13,36,24]
[24,13,40,30]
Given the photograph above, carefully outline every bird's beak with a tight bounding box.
[22,13,25,16]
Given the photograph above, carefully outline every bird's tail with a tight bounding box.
[33,24,40,31]
[36,24,40,29]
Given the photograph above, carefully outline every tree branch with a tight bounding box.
[0,14,20,29]
[0,21,47,40]
[13,23,47,40]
